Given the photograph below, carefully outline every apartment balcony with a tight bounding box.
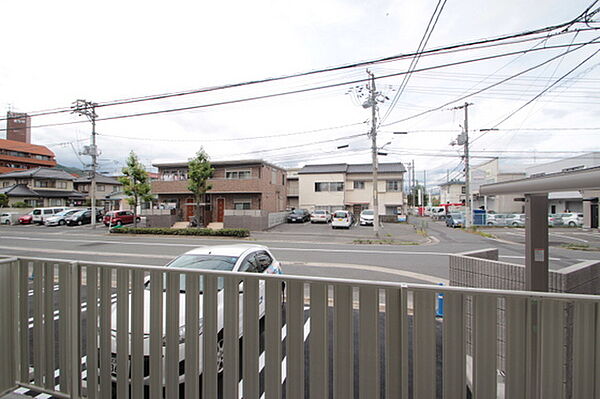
[152,178,264,195]
[0,256,598,398]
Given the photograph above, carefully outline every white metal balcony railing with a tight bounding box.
[0,256,599,399]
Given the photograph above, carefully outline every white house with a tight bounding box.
[298,162,405,216]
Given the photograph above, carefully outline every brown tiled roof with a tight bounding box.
[0,139,55,157]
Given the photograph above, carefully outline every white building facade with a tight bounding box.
[298,163,405,216]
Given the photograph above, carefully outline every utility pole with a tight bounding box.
[367,70,380,238]
[72,99,99,229]
[451,102,473,228]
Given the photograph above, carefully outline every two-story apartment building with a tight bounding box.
[151,159,287,224]
[73,173,123,209]
[0,139,57,174]
[298,162,405,216]
[0,167,84,207]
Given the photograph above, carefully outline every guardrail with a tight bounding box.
[1,256,599,398]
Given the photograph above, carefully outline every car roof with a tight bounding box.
[183,244,268,257]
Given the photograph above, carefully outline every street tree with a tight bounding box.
[118,151,153,227]
[187,148,214,227]
[0,193,8,208]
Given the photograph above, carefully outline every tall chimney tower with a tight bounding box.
[6,112,31,143]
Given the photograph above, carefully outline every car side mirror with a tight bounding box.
[256,254,271,273]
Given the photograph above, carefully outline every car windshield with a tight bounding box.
[292,209,305,215]
[54,210,73,216]
[155,254,240,292]
[314,211,325,215]
[362,210,373,215]
[333,212,348,218]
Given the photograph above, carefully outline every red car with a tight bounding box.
[19,214,33,224]
[103,210,140,227]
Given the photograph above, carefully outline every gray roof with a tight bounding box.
[74,173,121,185]
[0,167,76,180]
[153,159,285,171]
[299,162,405,175]
[0,184,85,198]
[0,184,38,196]
[347,163,406,173]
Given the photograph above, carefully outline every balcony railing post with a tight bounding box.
[0,257,18,395]
[67,261,81,398]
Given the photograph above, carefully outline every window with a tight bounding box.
[34,180,54,188]
[226,170,252,179]
[97,185,105,192]
[2,182,9,187]
[16,179,29,185]
[314,182,344,192]
[461,186,466,194]
[271,169,277,185]
[386,180,401,192]
[353,181,365,189]
[50,199,63,206]
[56,181,67,189]
[234,201,251,210]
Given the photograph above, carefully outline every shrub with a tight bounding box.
[110,227,250,238]
[11,201,30,208]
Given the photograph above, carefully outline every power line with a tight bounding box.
[3,38,597,135]
[381,35,600,127]
[380,0,447,123]
[0,10,596,123]
[99,121,366,143]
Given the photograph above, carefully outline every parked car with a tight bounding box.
[103,210,140,226]
[548,214,564,227]
[109,244,282,384]
[506,213,525,227]
[446,213,464,228]
[18,212,33,224]
[560,213,583,227]
[486,213,510,226]
[359,209,375,226]
[331,210,354,229]
[66,209,103,226]
[44,209,80,226]
[287,209,310,223]
[0,212,17,225]
[310,210,331,224]
[31,207,69,224]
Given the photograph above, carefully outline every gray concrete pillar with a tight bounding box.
[582,199,592,229]
[525,194,549,292]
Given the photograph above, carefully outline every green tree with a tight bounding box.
[118,151,153,227]
[187,148,214,227]
[0,193,8,208]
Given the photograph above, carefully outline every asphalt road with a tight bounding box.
[1,219,598,284]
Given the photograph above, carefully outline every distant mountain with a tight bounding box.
[54,164,86,177]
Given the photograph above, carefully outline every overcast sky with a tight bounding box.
[1,0,599,187]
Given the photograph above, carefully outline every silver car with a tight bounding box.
[109,244,283,386]
[44,209,80,226]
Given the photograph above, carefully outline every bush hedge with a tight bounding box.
[110,227,250,238]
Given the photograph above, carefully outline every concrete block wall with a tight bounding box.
[450,249,600,395]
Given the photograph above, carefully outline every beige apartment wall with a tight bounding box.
[299,173,345,210]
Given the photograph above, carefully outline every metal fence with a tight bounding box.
[1,256,599,399]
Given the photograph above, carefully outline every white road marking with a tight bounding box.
[295,261,448,284]
[549,232,589,243]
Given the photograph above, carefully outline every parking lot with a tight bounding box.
[477,225,600,249]
[263,219,429,244]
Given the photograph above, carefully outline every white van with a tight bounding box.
[32,207,69,224]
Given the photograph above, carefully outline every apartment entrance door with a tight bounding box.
[217,198,225,222]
